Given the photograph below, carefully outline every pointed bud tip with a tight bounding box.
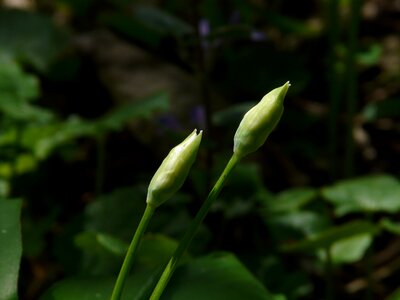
[233,82,291,158]
[146,129,203,208]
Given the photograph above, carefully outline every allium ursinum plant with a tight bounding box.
[110,129,202,300]
[149,82,290,300]
[110,82,289,300]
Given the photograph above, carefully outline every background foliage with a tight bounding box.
[0,0,399,299]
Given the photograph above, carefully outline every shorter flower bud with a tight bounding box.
[233,82,290,158]
[146,129,202,208]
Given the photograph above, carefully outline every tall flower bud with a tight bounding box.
[233,82,290,158]
[146,129,202,208]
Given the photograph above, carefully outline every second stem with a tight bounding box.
[149,153,240,300]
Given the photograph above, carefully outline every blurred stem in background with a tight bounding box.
[325,246,334,300]
[344,0,361,177]
[327,0,341,181]
[95,134,106,196]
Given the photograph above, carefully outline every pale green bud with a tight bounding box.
[233,82,290,158]
[146,129,202,208]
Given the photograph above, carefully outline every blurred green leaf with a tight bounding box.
[0,128,17,146]
[21,116,95,159]
[75,231,179,276]
[212,102,254,126]
[263,187,317,214]
[101,13,163,48]
[84,187,147,241]
[380,218,400,235]
[132,5,193,37]
[0,163,12,178]
[281,220,379,253]
[357,43,382,66]
[22,211,59,257]
[75,231,128,275]
[15,153,37,174]
[266,210,330,243]
[0,58,54,123]
[40,267,158,300]
[0,58,39,102]
[162,253,284,300]
[0,9,68,71]
[97,92,169,132]
[264,12,319,37]
[0,101,54,123]
[21,93,169,159]
[41,252,283,300]
[58,0,95,16]
[259,256,312,299]
[387,287,400,300]
[329,233,372,264]
[0,198,22,300]
[0,179,10,197]
[137,234,180,268]
[322,175,400,216]
[362,99,400,122]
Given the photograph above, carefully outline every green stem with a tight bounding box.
[149,153,241,300]
[110,204,156,300]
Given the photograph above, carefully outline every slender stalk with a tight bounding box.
[344,0,361,177]
[325,246,334,300]
[110,204,156,300]
[149,153,241,300]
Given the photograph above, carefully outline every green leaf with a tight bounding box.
[0,9,68,71]
[264,187,317,214]
[329,233,372,264]
[322,175,400,216]
[0,199,22,300]
[41,253,283,300]
[281,220,379,253]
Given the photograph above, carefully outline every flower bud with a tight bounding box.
[233,82,290,158]
[146,129,202,208]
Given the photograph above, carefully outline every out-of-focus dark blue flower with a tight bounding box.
[229,11,241,24]
[190,105,206,130]
[158,114,182,133]
[198,18,210,50]
[250,30,267,42]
